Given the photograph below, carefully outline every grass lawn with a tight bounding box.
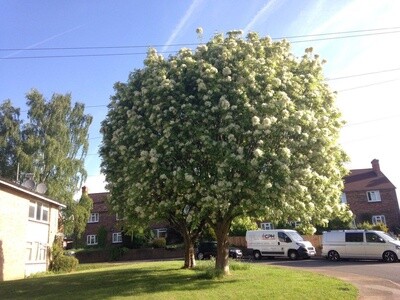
[0,260,357,300]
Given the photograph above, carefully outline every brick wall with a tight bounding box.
[75,248,185,263]
[346,189,400,230]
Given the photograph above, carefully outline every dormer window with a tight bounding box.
[367,191,381,202]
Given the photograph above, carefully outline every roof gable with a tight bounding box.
[344,168,395,192]
[88,192,109,212]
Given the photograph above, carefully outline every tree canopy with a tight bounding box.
[100,31,351,273]
[0,89,92,204]
[0,100,21,179]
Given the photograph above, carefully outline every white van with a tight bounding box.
[245,229,316,260]
[321,230,400,262]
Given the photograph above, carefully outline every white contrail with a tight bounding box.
[162,0,203,53]
[244,0,283,33]
[3,24,83,58]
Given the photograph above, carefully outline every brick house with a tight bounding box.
[260,159,400,233]
[82,188,172,248]
[343,159,400,232]
[0,178,65,281]
[84,189,123,247]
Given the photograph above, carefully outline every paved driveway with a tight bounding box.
[254,257,400,283]
[253,258,400,299]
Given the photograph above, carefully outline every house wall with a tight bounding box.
[0,187,61,281]
[85,210,121,246]
[346,189,400,230]
[0,189,27,281]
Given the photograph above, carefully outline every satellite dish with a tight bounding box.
[36,183,47,194]
[22,179,35,190]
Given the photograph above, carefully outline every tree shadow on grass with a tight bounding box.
[0,265,238,300]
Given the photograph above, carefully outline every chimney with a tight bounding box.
[82,186,88,195]
[371,159,381,174]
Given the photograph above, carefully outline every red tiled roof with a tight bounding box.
[344,168,396,192]
[88,192,109,212]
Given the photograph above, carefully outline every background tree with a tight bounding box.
[1,90,92,242]
[100,30,350,274]
[15,89,93,203]
[229,216,258,236]
[63,188,93,246]
[0,100,22,179]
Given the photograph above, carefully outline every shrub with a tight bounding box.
[97,226,108,248]
[50,237,79,273]
[152,237,166,248]
[51,254,79,273]
[109,246,129,261]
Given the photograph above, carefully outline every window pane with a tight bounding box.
[345,232,363,242]
[36,203,42,220]
[42,208,49,222]
[29,204,35,218]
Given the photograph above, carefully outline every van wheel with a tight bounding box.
[253,250,262,260]
[383,251,398,263]
[327,250,340,261]
[197,252,204,260]
[288,250,299,260]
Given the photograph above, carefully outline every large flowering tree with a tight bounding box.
[100,31,350,273]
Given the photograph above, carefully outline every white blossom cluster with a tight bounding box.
[100,31,350,232]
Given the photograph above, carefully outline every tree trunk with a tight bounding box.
[214,220,231,275]
[182,229,196,269]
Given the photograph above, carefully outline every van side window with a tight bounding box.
[366,233,385,243]
[278,232,292,243]
[345,232,363,242]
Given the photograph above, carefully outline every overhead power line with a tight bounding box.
[1,25,400,52]
[327,67,400,81]
[337,78,400,92]
[2,26,400,60]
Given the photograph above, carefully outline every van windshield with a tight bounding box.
[379,232,397,242]
[289,231,304,242]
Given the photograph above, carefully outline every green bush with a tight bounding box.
[97,226,108,248]
[51,254,79,273]
[50,238,79,273]
[152,237,166,248]
[357,221,388,232]
[109,246,129,261]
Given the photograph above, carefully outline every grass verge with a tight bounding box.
[0,260,357,300]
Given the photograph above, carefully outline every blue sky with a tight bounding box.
[1,0,400,194]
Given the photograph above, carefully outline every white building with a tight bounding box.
[0,178,65,281]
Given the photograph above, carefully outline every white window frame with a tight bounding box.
[154,228,167,238]
[87,235,98,245]
[367,191,381,202]
[116,213,123,221]
[26,242,33,262]
[26,242,47,263]
[88,213,99,223]
[341,193,347,204]
[372,215,386,225]
[260,222,273,230]
[28,201,49,223]
[112,232,123,243]
[291,221,301,228]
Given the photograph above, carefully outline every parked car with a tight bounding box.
[322,230,400,263]
[196,241,243,260]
